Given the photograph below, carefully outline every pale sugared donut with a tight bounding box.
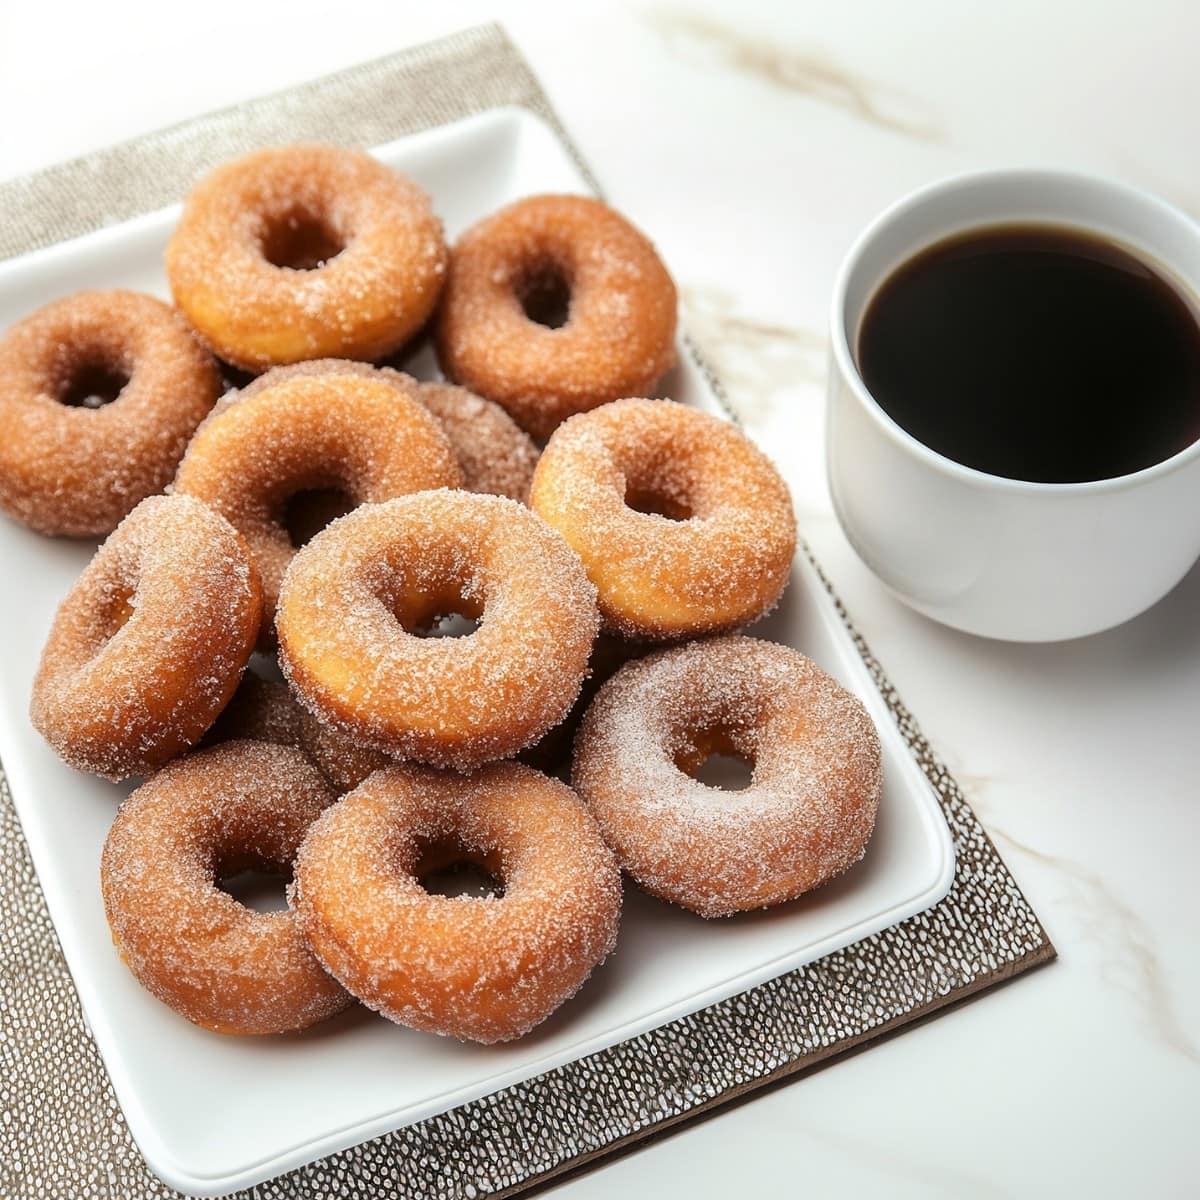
[435,194,678,438]
[101,741,352,1034]
[30,494,262,779]
[0,290,219,537]
[165,144,446,371]
[572,637,882,918]
[174,374,462,642]
[530,399,797,640]
[233,359,539,501]
[202,667,305,751]
[297,707,392,794]
[277,490,599,770]
[292,761,621,1043]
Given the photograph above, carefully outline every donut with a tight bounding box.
[0,290,219,537]
[410,380,539,502]
[572,637,882,918]
[203,666,305,750]
[519,634,646,776]
[530,399,796,640]
[435,194,678,438]
[30,494,262,779]
[233,359,539,501]
[297,709,391,795]
[174,373,462,642]
[101,741,352,1034]
[165,144,446,371]
[292,761,621,1043]
[277,490,599,770]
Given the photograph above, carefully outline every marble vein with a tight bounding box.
[682,285,825,422]
[956,770,1199,1067]
[643,8,941,140]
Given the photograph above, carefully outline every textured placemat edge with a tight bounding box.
[495,940,1056,1200]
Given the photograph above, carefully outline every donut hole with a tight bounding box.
[58,358,130,409]
[282,487,355,548]
[623,482,694,522]
[260,205,345,270]
[392,579,484,640]
[516,260,572,329]
[414,837,505,900]
[95,582,137,645]
[217,860,293,914]
[675,728,755,793]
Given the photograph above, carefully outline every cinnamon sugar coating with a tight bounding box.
[277,490,599,770]
[411,380,539,502]
[174,373,462,644]
[530,398,797,639]
[202,667,305,751]
[292,761,621,1043]
[519,633,647,776]
[0,290,219,537]
[165,144,447,370]
[30,494,262,779]
[101,741,352,1034]
[234,359,539,501]
[573,637,882,918]
[435,194,677,438]
[296,707,393,795]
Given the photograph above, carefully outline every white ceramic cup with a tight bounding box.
[827,168,1200,642]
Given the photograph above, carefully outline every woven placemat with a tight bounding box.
[0,23,1054,1200]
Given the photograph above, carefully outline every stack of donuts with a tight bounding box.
[3,143,882,1044]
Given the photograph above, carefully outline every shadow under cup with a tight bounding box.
[826,168,1200,642]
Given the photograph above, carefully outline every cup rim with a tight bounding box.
[829,166,1200,495]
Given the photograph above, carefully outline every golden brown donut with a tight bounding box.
[530,399,797,640]
[0,290,219,537]
[165,144,446,371]
[202,666,305,750]
[277,490,599,770]
[573,636,882,918]
[101,741,352,1034]
[292,761,621,1043]
[233,359,539,501]
[30,494,262,779]
[174,373,462,642]
[435,194,678,438]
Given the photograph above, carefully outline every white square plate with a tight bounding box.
[0,107,955,1196]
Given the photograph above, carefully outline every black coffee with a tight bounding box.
[856,225,1200,482]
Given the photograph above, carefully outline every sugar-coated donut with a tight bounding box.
[519,634,646,776]
[234,359,539,501]
[297,708,392,795]
[174,373,462,642]
[101,741,352,1034]
[203,666,305,751]
[165,144,446,371]
[277,490,599,770]
[530,399,796,640]
[0,290,219,537]
[435,194,678,438]
[31,494,261,779]
[292,761,621,1043]
[411,380,539,502]
[573,636,882,918]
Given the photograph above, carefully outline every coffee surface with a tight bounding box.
[857,225,1200,482]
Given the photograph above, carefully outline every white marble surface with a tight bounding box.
[2,2,1198,1197]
